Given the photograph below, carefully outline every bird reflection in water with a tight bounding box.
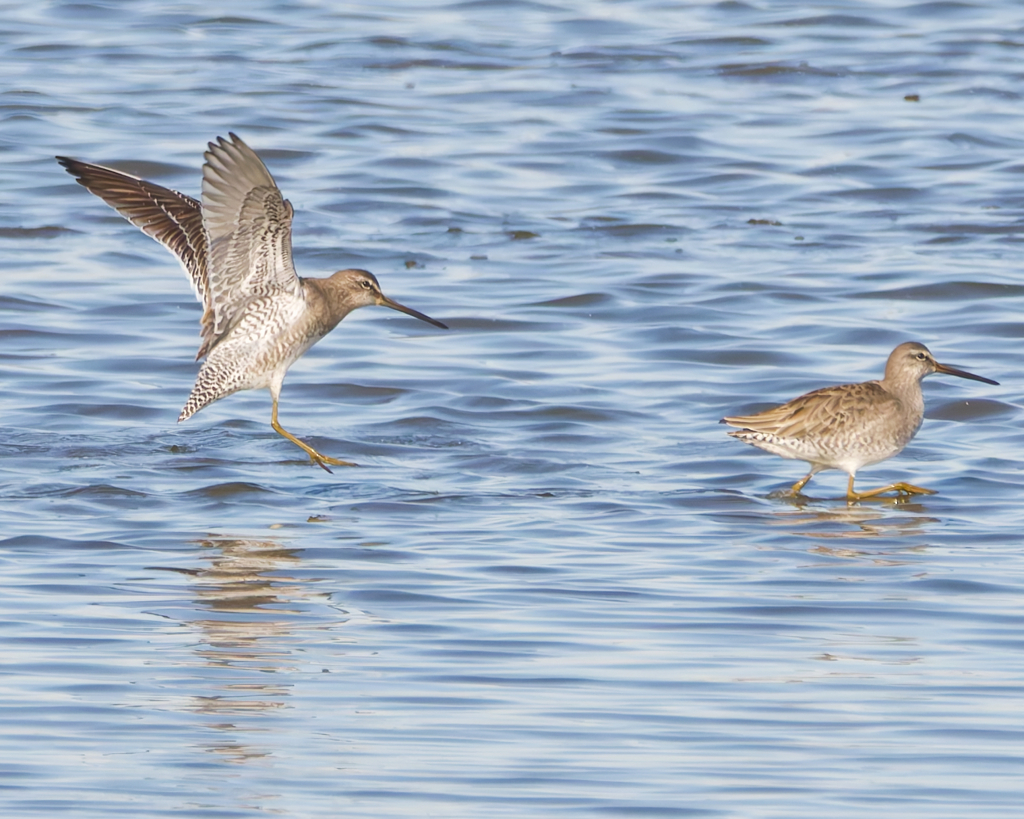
[178,536,347,764]
[767,495,939,541]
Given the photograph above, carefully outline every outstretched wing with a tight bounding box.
[56,157,209,307]
[723,381,902,441]
[56,156,212,336]
[201,133,302,350]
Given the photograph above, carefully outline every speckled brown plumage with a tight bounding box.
[58,134,447,471]
[722,342,998,500]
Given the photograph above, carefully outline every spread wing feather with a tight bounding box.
[55,156,214,353]
[201,133,301,352]
[58,134,303,361]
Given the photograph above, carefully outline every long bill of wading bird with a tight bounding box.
[56,133,447,472]
[721,342,998,502]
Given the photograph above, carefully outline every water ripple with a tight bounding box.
[1,1,1024,817]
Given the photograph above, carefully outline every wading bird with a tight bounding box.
[58,134,447,471]
[722,342,997,500]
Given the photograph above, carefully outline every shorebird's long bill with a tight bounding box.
[379,295,448,330]
[936,362,999,385]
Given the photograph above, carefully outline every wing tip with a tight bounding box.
[55,155,79,175]
[55,156,93,188]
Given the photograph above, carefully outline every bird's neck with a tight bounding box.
[880,374,925,420]
[301,277,355,334]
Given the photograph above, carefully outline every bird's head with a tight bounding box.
[325,269,447,329]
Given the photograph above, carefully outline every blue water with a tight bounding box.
[2,1,1023,816]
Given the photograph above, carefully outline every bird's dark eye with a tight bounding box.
[916,353,927,360]
[361,280,373,290]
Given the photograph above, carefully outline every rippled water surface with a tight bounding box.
[3,1,1024,816]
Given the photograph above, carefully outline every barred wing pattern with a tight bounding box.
[200,133,302,352]
[55,156,214,354]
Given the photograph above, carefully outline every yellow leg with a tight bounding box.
[271,396,355,473]
[846,475,935,502]
[790,471,815,495]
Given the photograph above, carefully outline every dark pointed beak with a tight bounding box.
[935,361,999,386]
[378,294,448,329]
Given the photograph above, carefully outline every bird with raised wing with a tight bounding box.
[722,342,997,501]
[57,134,447,471]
